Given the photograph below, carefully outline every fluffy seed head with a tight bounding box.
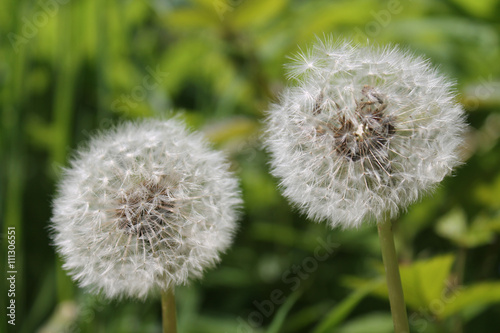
[51,119,242,299]
[265,38,466,228]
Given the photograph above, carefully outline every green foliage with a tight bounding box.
[440,282,500,319]
[313,282,379,333]
[2,0,500,332]
[336,313,393,333]
[435,208,494,248]
[345,254,500,331]
[266,289,302,333]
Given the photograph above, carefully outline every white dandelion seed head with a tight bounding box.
[51,118,242,299]
[265,38,466,229]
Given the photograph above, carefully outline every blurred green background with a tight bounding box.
[2,0,500,332]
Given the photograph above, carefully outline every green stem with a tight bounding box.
[161,288,177,333]
[377,220,410,333]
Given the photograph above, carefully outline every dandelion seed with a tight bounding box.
[264,38,466,229]
[51,118,242,300]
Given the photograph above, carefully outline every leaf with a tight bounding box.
[266,289,303,333]
[343,255,456,311]
[343,257,500,323]
[400,254,456,310]
[440,282,500,320]
[435,208,468,241]
[474,214,500,233]
[474,174,500,209]
[313,281,379,333]
[435,208,494,248]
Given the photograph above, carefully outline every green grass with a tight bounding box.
[2,0,500,332]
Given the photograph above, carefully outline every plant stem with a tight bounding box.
[377,219,410,333]
[161,287,177,333]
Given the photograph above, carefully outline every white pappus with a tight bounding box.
[264,38,466,228]
[51,118,242,299]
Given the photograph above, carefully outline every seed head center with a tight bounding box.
[115,179,176,240]
[315,85,396,162]
[355,123,365,140]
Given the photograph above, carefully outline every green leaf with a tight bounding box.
[313,281,379,333]
[474,174,500,209]
[435,208,468,242]
[343,255,456,311]
[400,254,455,309]
[436,208,494,248]
[474,214,500,233]
[441,282,500,320]
[266,289,302,333]
[342,257,500,323]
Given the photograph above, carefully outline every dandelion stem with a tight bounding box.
[161,287,177,333]
[377,219,410,333]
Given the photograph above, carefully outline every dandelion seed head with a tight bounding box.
[265,38,466,228]
[51,119,242,299]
